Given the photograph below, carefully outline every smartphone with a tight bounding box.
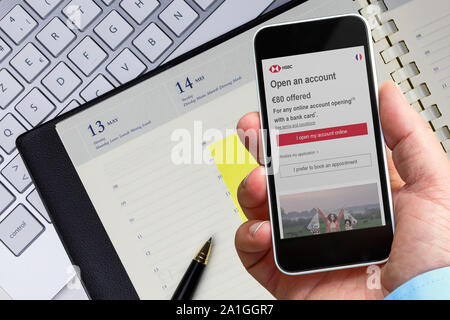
[253,15,394,275]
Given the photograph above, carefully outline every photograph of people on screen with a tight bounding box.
[279,183,383,239]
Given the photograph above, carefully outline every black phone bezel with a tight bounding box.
[254,15,394,274]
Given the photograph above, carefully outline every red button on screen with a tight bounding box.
[277,123,368,147]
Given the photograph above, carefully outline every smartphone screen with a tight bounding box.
[254,16,394,273]
[261,46,386,239]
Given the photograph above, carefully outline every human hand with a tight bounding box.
[235,81,450,299]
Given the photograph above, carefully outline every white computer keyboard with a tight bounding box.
[0,0,283,299]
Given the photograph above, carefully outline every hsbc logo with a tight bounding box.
[269,65,281,73]
[269,65,293,73]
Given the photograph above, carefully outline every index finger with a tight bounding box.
[237,112,264,165]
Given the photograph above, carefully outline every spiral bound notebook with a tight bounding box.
[358,0,450,159]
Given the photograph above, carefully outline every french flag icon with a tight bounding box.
[356,53,363,61]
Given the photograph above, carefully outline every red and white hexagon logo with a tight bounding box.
[269,65,281,73]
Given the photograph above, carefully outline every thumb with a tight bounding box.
[235,220,272,269]
[379,82,450,187]
[235,220,279,290]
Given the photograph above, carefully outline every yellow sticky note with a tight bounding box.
[209,134,259,222]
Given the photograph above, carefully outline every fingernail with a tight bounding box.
[243,167,257,187]
[249,221,268,237]
[243,173,249,187]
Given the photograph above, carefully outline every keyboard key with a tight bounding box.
[94,10,134,51]
[0,5,38,45]
[25,0,64,19]
[0,114,26,155]
[121,0,160,25]
[1,155,32,193]
[0,38,11,62]
[107,48,146,84]
[58,99,80,115]
[69,36,108,76]
[159,0,199,37]
[10,43,50,83]
[133,23,173,63]
[15,88,56,127]
[63,0,102,31]
[27,189,51,223]
[42,62,82,102]
[80,74,114,102]
[0,205,45,257]
[102,0,116,5]
[36,18,76,57]
[193,0,216,10]
[0,70,24,110]
[0,182,15,214]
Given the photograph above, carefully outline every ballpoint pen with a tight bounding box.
[172,237,212,300]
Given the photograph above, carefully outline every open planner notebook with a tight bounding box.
[359,0,450,158]
[54,0,448,300]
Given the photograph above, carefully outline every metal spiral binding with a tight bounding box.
[358,0,450,156]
